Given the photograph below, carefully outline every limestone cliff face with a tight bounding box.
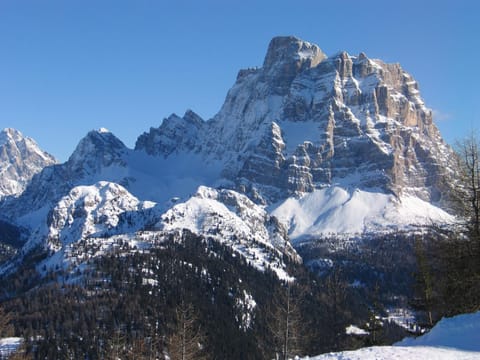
[135,36,457,205]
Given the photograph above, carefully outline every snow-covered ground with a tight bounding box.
[0,337,22,358]
[305,346,479,360]
[303,311,480,359]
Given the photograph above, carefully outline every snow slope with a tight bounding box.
[270,186,455,241]
[304,311,480,360]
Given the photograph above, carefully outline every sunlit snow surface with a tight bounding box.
[270,186,455,241]
[0,337,22,358]
[304,312,480,360]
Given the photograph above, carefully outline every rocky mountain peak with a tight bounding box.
[263,36,326,71]
[261,36,327,95]
[212,37,457,203]
[0,128,57,198]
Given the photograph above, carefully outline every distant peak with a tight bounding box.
[263,36,326,70]
[98,127,110,133]
[71,129,126,157]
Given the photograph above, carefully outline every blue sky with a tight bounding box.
[0,0,478,161]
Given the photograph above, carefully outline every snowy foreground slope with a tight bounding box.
[304,312,480,360]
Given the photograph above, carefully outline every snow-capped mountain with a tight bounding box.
[0,128,56,199]
[0,36,461,276]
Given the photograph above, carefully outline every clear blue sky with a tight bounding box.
[0,0,478,161]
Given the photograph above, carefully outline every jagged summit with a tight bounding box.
[0,128,56,198]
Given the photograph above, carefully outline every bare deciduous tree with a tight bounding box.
[167,301,206,360]
[268,283,305,360]
[455,131,480,239]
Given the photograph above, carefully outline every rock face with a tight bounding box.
[0,128,56,198]
[137,36,457,205]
